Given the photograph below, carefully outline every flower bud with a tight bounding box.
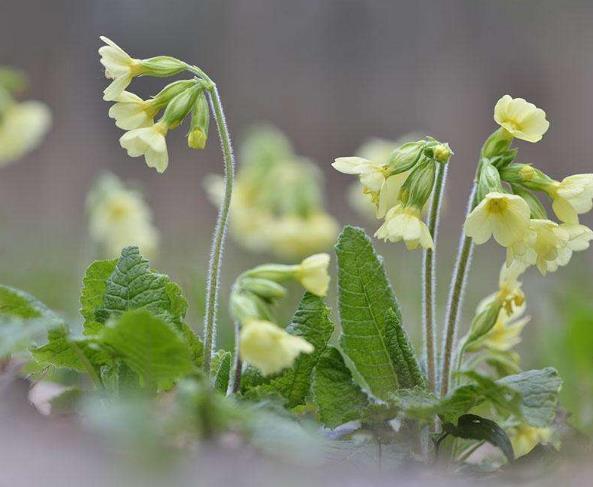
[139,56,186,77]
[162,85,200,128]
[477,161,503,202]
[387,140,426,174]
[151,79,199,109]
[424,142,453,164]
[229,290,273,323]
[499,163,554,192]
[481,127,514,159]
[400,159,436,209]
[243,263,296,282]
[464,299,503,350]
[239,277,287,300]
[187,91,210,149]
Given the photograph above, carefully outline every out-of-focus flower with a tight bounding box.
[0,101,51,166]
[464,192,531,247]
[87,173,159,258]
[239,319,314,376]
[119,121,169,173]
[545,174,593,224]
[494,95,549,143]
[295,253,330,297]
[509,424,551,458]
[375,204,433,250]
[480,304,529,353]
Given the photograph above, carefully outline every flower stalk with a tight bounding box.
[422,162,448,393]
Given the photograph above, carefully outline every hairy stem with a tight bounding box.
[202,84,235,374]
[440,183,478,396]
[227,320,242,395]
[422,163,448,394]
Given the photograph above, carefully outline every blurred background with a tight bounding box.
[2,0,593,431]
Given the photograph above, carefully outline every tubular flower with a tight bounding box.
[295,253,331,297]
[496,261,527,314]
[332,157,402,218]
[509,425,551,458]
[0,101,51,166]
[99,36,142,101]
[493,95,550,143]
[119,121,169,173]
[239,319,314,376]
[480,305,529,353]
[108,91,157,130]
[546,174,593,224]
[375,204,433,250]
[464,192,531,247]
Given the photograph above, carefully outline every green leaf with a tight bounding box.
[0,285,63,356]
[312,347,370,428]
[100,309,193,390]
[80,258,117,331]
[335,226,424,399]
[442,414,514,463]
[242,293,335,407]
[181,323,204,368]
[94,247,188,329]
[497,367,562,428]
[211,350,232,393]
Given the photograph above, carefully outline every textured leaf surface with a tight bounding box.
[312,347,369,428]
[442,414,514,463]
[241,293,334,407]
[336,226,415,399]
[211,350,232,393]
[80,259,117,328]
[101,309,193,390]
[95,247,188,329]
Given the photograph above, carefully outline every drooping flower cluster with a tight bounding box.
[0,67,51,167]
[230,253,330,375]
[87,173,159,259]
[464,95,593,275]
[333,136,452,250]
[99,37,211,173]
[205,126,339,259]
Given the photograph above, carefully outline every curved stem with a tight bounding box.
[227,320,242,395]
[422,163,448,393]
[202,84,235,374]
[440,183,478,397]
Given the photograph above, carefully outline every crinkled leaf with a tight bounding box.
[442,414,514,463]
[336,226,423,399]
[181,322,204,368]
[242,293,334,407]
[312,347,370,428]
[497,367,562,427]
[94,247,188,329]
[211,350,232,393]
[80,258,117,331]
[100,309,193,390]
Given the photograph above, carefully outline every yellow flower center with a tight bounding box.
[486,197,509,214]
[107,202,131,221]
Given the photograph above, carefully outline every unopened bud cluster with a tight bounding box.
[99,36,212,173]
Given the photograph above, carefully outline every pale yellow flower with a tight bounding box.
[547,174,593,224]
[478,261,527,316]
[509,424,551,458]
[464,192,530,247]
[239,319,314,376]
[108,91,157,130]
[494,95,550,143]
[119,121,169,173]
[508,219,569,275]
[99,36,142,101]
[88,177,159,258]
[555,223,593,267]
[375,204,433,250]
[295,253,331,297]
[0,101,51,166]
[480,304,529,352]
[268,213,339,260]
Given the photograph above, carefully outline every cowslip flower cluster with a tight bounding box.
[87,173,159,259]
[230,253,330,375]
[0,67,51,166]
[464,95,593,275]
[333,136,452,250]
[99,36,211,173]
[205,126,338,259]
